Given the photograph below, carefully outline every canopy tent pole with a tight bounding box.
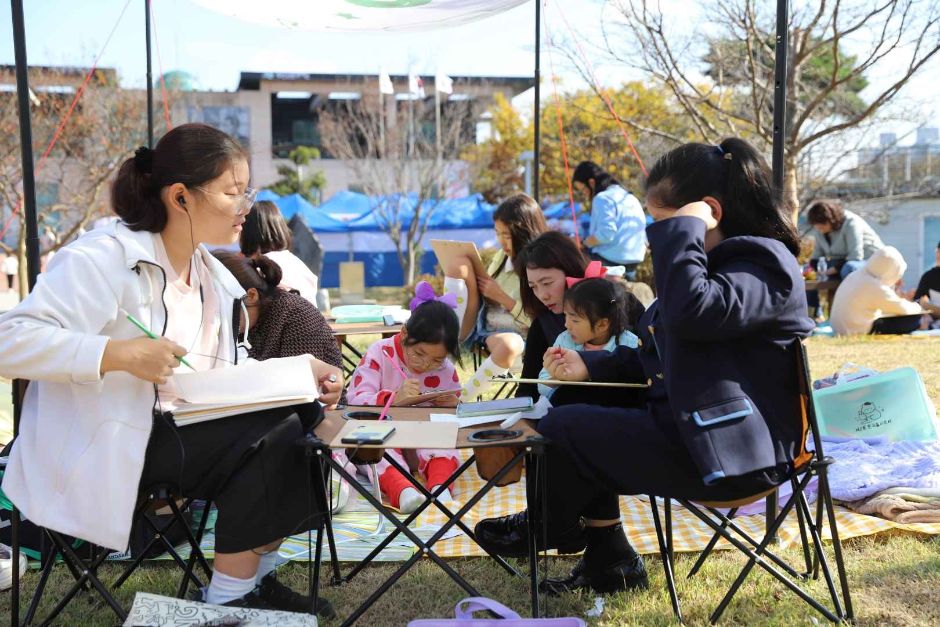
[10,0,41,621]
[533,0,541,201]
[145,0,154,147]
[771,0,789,198]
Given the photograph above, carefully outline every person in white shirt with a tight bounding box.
[829,246,925,335]
[0,124,341,615]
[1,254,17,291]
[240,200,319,306]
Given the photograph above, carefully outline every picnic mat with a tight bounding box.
[114,450,940,564]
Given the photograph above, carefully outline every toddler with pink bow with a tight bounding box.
[346,282,462,512]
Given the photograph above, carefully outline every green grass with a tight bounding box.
[2,336,940,625]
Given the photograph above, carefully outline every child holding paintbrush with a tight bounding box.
[346,283,462,512]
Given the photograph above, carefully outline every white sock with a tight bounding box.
[461,355,510,398]
[255,550,279,585]
[206,569,257,605]
[444,277,469,329]
[398,487,423,513]
[430,487,453,503]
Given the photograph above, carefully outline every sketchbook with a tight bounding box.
[169,355,319,426]
[430,239,487,277]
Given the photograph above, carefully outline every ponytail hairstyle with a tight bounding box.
[644,138,801,255]
[514,230,588,317]
[212,250,283,313]
[404,300,461,362]
[112,123,248,232]
[241,200,292,255]
[563,277,645,341]
[572,161,622,197]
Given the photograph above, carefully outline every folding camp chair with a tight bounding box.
[647,340,853,624]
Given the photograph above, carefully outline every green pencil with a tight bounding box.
[122,310,196,371]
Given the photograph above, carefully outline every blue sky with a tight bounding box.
[1,0,938,145]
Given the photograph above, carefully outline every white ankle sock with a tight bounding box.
[206,569,257,605]
[398,487,423,513]
[430,487,453,503]
[255,550,279,585]
[461,355,509,398]
[444,277,469,329]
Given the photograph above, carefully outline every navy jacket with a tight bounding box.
[581,216,815,484]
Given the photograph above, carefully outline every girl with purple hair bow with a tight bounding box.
[346,281,462,512]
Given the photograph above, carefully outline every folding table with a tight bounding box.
[308,405,549,626]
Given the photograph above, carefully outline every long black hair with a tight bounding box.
[491,193,548,262]
[112,123,248,232]
[514,231,588,318]
[563,277,644,341]
[572,161,622,197]
[644,138,801,255]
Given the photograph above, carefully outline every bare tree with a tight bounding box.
[1,68,157,297]
[595,0,940,215]
[319,94,476,284]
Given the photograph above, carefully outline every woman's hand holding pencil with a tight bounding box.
[100,336,190,384]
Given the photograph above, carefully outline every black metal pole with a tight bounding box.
[533,0,541,202]
[10,0,41,621]
[771,0,789,197]
[145,0,154,147]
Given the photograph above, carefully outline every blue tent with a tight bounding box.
[256,189,281,202]
[544,199,586,221]
[273,194,348,233]
[317,190,375,222]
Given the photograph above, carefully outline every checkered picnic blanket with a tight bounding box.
[135,450,940,564]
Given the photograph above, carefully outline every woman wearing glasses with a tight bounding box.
[0,124,340,616]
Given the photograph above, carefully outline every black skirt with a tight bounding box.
[138,403,326,553]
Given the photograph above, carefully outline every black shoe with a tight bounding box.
[256,573,336,619]
[474,511,586,558]
[221,590,278,610]
[539,557,585,595]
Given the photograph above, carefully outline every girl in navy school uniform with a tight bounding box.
[475,137,815,596]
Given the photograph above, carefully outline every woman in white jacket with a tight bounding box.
[829,246,925,335]
[0,124,341,614]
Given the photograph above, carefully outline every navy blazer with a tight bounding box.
[581,216,815,484]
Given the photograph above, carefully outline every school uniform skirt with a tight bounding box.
[138,402,325,553]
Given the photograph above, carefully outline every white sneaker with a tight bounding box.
[397,487,423,514]
[0,542,28,591]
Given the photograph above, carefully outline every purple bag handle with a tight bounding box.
[454,597,522,620]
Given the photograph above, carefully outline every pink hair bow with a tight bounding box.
[566,261,608,288]
[410,280,458,311]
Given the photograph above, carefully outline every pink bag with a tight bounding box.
[408,597,586,626]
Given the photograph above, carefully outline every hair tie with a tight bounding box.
[714,144,733,161]
[133,146,153,174]
[410,280,457,311]
[566,260,607,288]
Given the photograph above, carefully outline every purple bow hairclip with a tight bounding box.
[410,280,458,311]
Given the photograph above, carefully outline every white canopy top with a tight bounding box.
[192,0,530,32]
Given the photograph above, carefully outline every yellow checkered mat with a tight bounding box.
[131,450,940,564]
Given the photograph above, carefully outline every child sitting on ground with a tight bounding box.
[538,274,643,400]
[346,283,462,512]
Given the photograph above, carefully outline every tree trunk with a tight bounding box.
[783,154,800,225]
[17,230,27,301]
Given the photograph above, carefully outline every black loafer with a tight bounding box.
[256,573,336,619]
[474,511,587,558]
[541,553,648,596]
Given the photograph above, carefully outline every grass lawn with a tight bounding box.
[2,335,939,625]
